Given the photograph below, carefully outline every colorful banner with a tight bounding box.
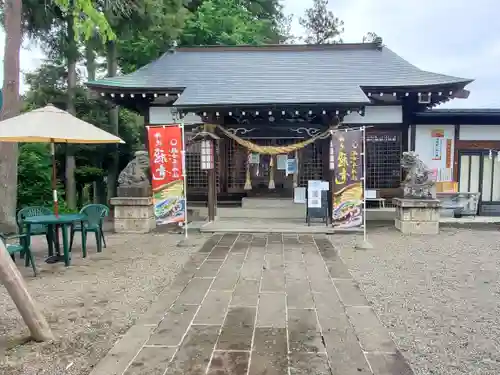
[331,129,364,228]
[147,125,186,225]
[431,129,444,161]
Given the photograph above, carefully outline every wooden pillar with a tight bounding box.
[208,167,216,221]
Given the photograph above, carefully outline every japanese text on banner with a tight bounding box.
[331,130,364,228]
[146,125,185,225]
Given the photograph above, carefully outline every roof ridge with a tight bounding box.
[175,43,381,52]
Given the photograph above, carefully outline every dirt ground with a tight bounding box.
[334,226,500,375]
[0,231,207,375]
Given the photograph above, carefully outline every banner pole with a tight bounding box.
[362,126,367,243]
[180,121,188,239]
[355,125,373,249]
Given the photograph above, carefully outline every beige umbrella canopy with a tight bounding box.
[0,104,125,215]
[0,104,124,144]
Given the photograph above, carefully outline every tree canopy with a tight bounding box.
[3,0,383,215]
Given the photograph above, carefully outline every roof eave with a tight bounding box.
[172,101,371,110]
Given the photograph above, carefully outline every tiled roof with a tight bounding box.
[87,43,473,107]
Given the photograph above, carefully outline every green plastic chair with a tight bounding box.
[0,233,37,276]
[69,204,110,255]
[17,206,54,255]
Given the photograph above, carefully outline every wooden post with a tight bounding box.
[207,138,217,221]
[0,241,53,342]
[208,168,216,221]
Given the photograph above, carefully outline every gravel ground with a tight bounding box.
[0,231,207,375]
[332,225,500,375]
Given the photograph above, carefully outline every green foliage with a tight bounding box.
[299,0,344,44]
[180,0,275,46]
[116,0,188,73]
[17,143,53,208]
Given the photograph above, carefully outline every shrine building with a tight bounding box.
[87,42,500,217]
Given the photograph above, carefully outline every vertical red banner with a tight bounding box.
[146,125,185,225]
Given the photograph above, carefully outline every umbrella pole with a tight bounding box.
[51,142,58,217]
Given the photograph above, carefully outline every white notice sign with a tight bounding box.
[307,180,323,208]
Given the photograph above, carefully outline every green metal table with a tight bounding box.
[24,213,87,267]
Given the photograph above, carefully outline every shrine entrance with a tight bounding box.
[225,135,326,200]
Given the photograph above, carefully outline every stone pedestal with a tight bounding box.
[110,197,156,233]
[393,198,440,235]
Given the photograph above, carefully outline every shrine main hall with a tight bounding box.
[88,42,500,217]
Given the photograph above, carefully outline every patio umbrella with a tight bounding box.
[0,104,125,215]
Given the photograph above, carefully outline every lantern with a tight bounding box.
[200,139,214,170]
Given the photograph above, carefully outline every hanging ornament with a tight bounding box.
[244,150,252,190]
[268,156,275,189]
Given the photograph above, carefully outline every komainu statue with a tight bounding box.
[117,151,151,197]
[401,151,435,199]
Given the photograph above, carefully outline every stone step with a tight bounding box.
[241,197,297,209]
[217,206,305,219]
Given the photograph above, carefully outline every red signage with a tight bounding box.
[445,139,452,169]
[147,125,183,191]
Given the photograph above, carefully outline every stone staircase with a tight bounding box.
[216,198,305,219]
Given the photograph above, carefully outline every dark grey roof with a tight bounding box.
[423,108,500,115]
[88,43,473,107]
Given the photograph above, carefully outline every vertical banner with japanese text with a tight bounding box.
[147,125,186,225]
[331,129,364,228]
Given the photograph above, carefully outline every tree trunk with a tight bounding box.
[65,10,77,210]
[0,241,53,341]
[106,41,119,202]
[0,0,21,233]
[0,0,53,343]
[85,41,106,204]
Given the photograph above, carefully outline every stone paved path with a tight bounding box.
[90,233,414,375]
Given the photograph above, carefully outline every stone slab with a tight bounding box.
[395,218,439,235]
[346,307,397,353]
[194,290,232,325]
[314,294,371,375]
[89,325,156,375]
[110,196,153,206]
[231,278,260,307]
[256,293,286,328]
[333,279,369,306]
[114,217,156,234]
[165,325,220,375]
[176,278,212,305]
[195,260,223,278]
[207,351,250,375]
[393,198,441,208]
[249,328,288,375]
[124,346,175,375]
[260,269,285,292]
[289,353,331,375]
[286,278,314,309]
[287,309,324,353]
[136,290,180,326]
[217,307,256,351]
[147,304,198,346]
[114,205,155,219]
[365,352,415,375]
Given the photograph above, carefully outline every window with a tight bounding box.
[366,131,402,189]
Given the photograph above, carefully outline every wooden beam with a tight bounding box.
[0,241,53,342]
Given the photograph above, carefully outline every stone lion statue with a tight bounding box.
[401,151,435,199]
[118,151,151,188]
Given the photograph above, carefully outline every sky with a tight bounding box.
[1,0,498,109]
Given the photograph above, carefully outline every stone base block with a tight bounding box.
[395,218,439,235]
[110,197,156,234]
[393,198,440,235]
